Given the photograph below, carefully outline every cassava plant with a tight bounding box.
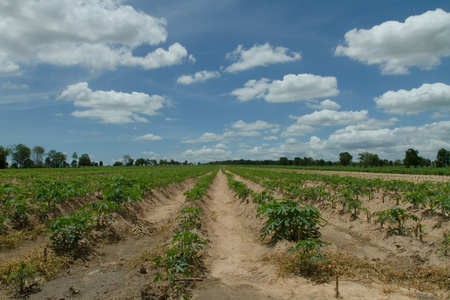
[373,206,419,236]
[257,197,326,243]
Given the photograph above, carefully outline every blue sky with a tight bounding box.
[1,0,450,165]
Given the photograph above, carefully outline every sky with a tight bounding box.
[1,0,450,165]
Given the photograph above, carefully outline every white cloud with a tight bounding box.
[282,110,374,137]
[165,118,178,121]
[58,82,167,124]
[306,99,341,110]
[2,82,29,90]
[0,0,190,72]
[375,83,450,114]
[231,120,280,131]
[231,74,339,102]
[295,110,369,126]
[281,124,315,137]
[432,112,448,119]
[177,70,220,84]
[263,136,279,141]
[182,146,233,162]
[134,134,162,141]
[335,9,450,75]
[225,42,301,72]
[230,78,270,102]
[182,132,224,144]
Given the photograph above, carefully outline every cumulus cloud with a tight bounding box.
[335,9,450,74]
[263,136,279,141]
[134,134,162,141]
[306,99,341,110]
[58,82,167,124]
[281,124,315,137]
[0,0,190,72]
[181,132,225,144]
[182,146,233,162]
[177,70,221,84]
[375,82,450,114]
[282,110,371,137]
[225,42,301,72]
[231,74,339,102]
[295,110,369,126]
[231,120,280,132]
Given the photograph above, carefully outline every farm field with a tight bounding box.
[0,166,449,299]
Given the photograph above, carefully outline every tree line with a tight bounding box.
[0,144,196,169]
[1,143,449,169]
[0,144,102,169]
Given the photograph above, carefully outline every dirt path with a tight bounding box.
[193,171,419,300]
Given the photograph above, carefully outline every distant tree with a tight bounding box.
[53,152,67,168]
[0,146,10,169]
[78,153,91,167]
[358,151,380,167]
[99,161,103,167]
[420,158,431,167]
[339,152,353,166]
[403,148,421,168]
[11,144,31,168]
[113,161,123,166]
[123,155,134,166]
[278,157,289,165]
[71,152,78,167]
[31,146,45,166]
[135,158,147,166]
[317,159,325,166]
[436,148,450,167]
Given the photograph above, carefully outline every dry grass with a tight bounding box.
[0,225,46,251]
[0,246,69,292]
[269,250,450,293]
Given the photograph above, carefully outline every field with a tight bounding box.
[0,166,449,299]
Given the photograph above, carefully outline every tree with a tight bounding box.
[403,148,421,168]
[358,151,380,167]
[45,150,67,168]
[53,152,67,168]
[31,146,45,166]
[135,158,147,166]
[113,161,123,166]
[278,157,289,165]
[339,152,353,166]
[123,155,134,166]
[436,148,450,167]
[78,154,91,167]
[71,152,78,167]
[0,146,10,169]
[11,144,31,168]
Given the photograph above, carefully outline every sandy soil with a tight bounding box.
[1,171,448,299]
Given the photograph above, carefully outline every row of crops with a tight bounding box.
[152,168,218,298]
[227,166,450,237]
[0,165,216,294]
[223,167,450,292]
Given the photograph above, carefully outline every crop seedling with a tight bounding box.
[373,206,419,235]
[154,230,207,283]
[6,262,42,295]
[178,207,202,231]
[288,238,329,276]
[47,209,94,251]
[257,197,326,243]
